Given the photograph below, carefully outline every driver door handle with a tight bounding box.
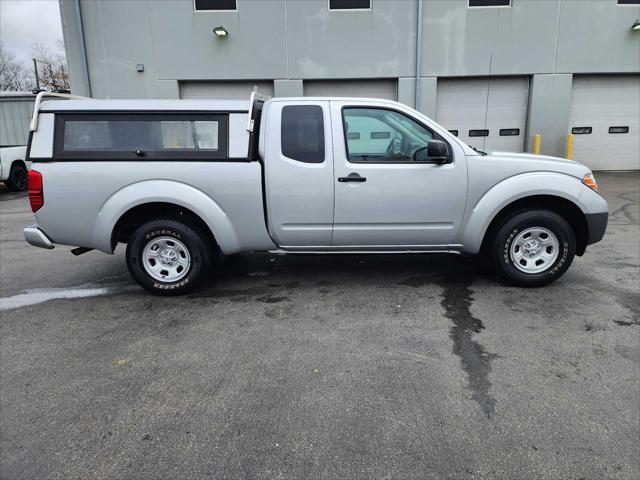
[338,173,367,183]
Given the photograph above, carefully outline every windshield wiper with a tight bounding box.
[469,145,488,156]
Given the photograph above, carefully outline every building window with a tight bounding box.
[618,1,640,5]
[469,0,511,7]
[609,126,630,134]
[194,0,237,11]
[572,127,592,135]
[370,131,390,139]
[499,128,520,136]
[281,105,325,163]
[469,129,489,137]
[329,0,371,11]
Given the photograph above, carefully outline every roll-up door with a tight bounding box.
[436,77,529,153]
[568,75,639,171]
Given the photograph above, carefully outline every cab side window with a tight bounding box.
[343,107,447,163]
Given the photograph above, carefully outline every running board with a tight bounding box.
[267,249,461,255]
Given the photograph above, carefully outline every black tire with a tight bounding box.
[489,210,576,287]
[126,219,213,295]
[6,162,27,192]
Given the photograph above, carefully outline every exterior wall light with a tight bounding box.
[213,26,228,38]
[632,20,640,31]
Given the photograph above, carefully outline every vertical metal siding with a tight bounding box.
[0,97,35,146]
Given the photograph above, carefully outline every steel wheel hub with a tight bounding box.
[142,236,191,282]
[522,239,542,257]
[510,227,559,274]
[159,248,178,266]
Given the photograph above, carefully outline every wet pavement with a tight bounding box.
[1,173,638,479]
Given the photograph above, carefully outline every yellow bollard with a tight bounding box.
[565,134,574,160]
[533,134,541,155]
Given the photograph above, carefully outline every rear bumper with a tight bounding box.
[585,212,608,245]
[24,225,54,249]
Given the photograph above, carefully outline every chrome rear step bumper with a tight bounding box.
[24,225,54,249]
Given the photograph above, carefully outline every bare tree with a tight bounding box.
[31,41,70,91]
[0,41,27,91]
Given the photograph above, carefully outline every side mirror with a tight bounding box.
[427,140,451,164]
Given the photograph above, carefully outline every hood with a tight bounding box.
[481,150,592,178]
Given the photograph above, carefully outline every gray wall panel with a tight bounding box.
[180,80,274,99]
[303,79,397,99]
[286,0,417,79]
[274,79,303,97]
[150,0,288,81]
[525,73,573,158]
[422,0,559,77]
[556,1,640,74]
[62,0,179,99]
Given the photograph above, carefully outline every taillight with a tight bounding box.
[28,170,44,212]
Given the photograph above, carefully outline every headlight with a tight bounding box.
[582,173,598,192]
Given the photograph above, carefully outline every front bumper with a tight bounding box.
[585,212,608,245]
[24,225,54,249]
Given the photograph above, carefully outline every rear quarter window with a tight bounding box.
[281,105,325,163]
[54,113,229,160]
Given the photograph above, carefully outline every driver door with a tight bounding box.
[331,101,468,248]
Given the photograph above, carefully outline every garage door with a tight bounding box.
[179,81,274,100]
[568,75,640,171]
[436,77,529,153]
[303,79,397,100]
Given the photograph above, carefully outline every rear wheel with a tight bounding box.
[489,210,575,287]
[126,219,213,295]
[6,163,27,191]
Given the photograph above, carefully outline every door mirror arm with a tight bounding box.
[433,155,452,165]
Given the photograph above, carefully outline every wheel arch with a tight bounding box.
[460,173,597,256]
[479,195,589,256]
[4,159,28,190]
[10,159,27,171]
[92,180,241,255]
[111,202,221,259]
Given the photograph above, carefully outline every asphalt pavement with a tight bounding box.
[0,172,638,479]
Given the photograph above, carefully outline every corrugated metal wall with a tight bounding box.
[0,96,35,147]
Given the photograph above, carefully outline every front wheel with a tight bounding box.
[6,163,27,191]
[126,219,213,295]
[489,210,576,287]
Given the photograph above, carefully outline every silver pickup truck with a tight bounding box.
[24,92,608,295]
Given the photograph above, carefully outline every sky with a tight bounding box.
[0,0,65,67]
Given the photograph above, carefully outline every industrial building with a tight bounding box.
[59,0,640,170]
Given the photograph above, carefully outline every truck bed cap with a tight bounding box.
[39,99,250,112]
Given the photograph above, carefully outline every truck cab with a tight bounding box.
[24,92,608,295]
[259,97,471,250]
